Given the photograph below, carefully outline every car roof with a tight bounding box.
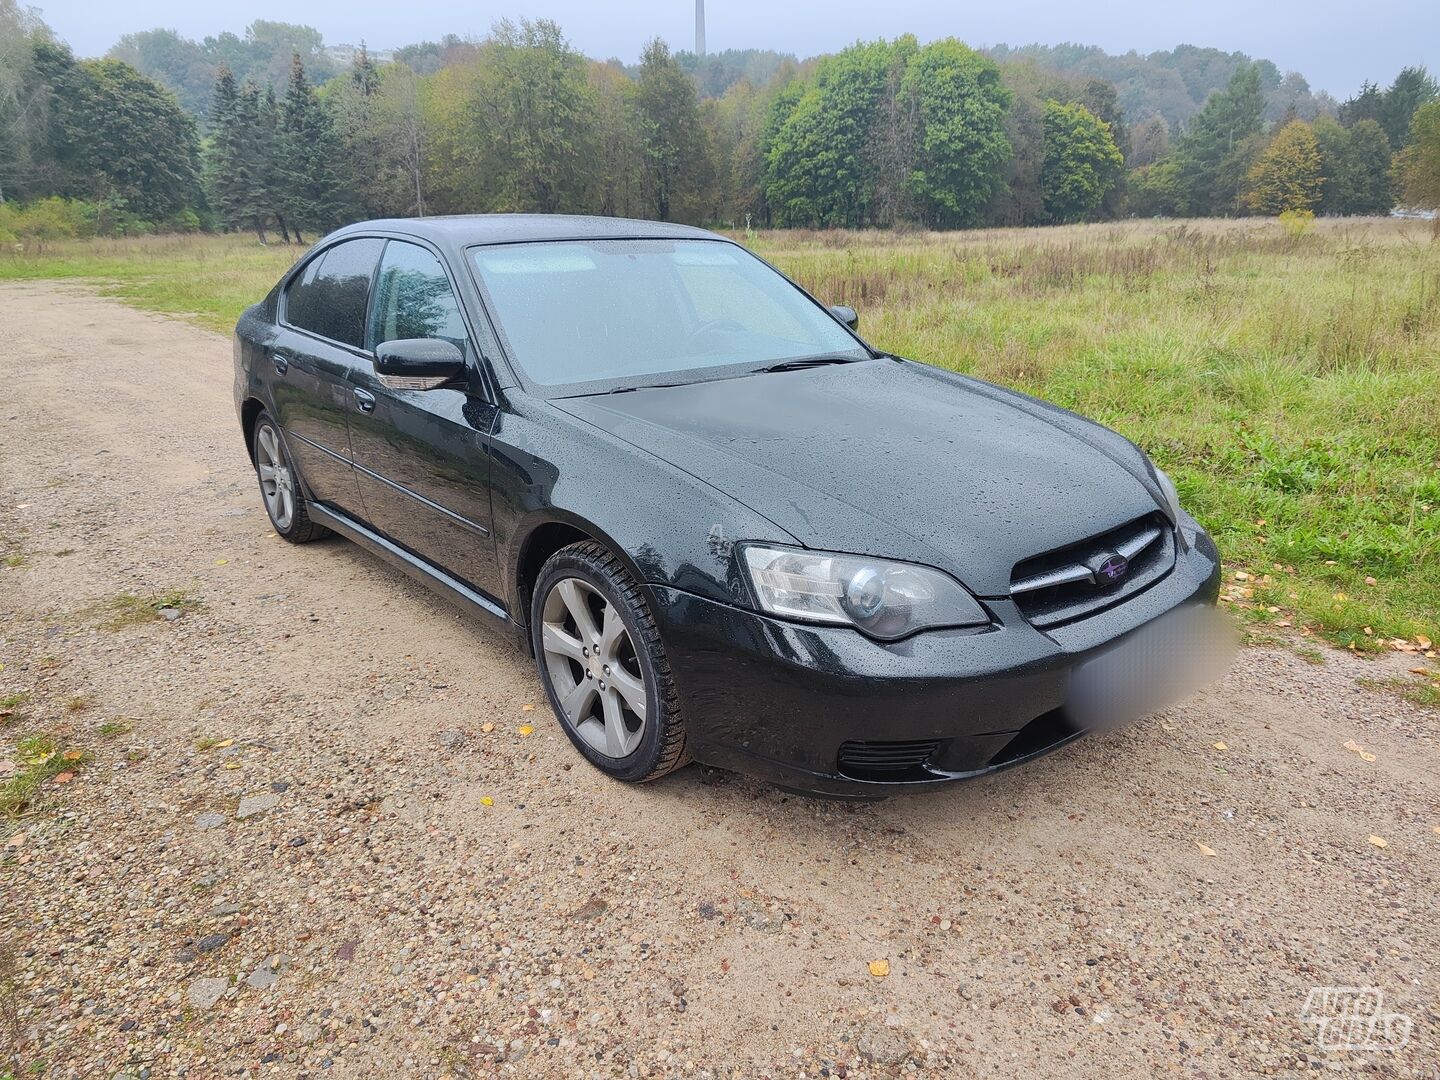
[327,214,722,248]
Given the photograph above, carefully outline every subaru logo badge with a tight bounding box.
[1096,553,1129,584]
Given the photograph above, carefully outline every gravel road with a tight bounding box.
[1,281,1436,1079]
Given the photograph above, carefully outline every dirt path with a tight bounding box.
[0,281,1436,1079]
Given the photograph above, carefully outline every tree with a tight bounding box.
[0,0,52,203]
[1129,114,1171,168]
[1171,63,1267,215]
[1244,119,1322,215]
[1379,67,1438,149]
[328,46,408,219]
[1127,160,1184,216]
[900,40,1011,227]
[764,37,1009,228]
[473,19,593,213]
[1313,116,1393,215]
[1396,101,1440,209]
[279,54,349,238]
[206,68,271,239]
[25,40,200,224]
[108,29,215,121]
[633,38,710,222]
[1040,100,1123,222]
[764,40,900,226]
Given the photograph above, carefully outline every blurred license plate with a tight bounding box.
[1066,605,1233,732]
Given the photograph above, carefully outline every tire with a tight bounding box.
[530,541,689,783]
[251,411,328,544]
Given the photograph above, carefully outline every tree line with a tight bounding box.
[2,2,1438,245]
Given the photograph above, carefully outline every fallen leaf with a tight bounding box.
[517,724,534,737]
[521,703,536,712]
[5,831,25,848]
[1432,826,1440,837]
[1195,843,1218,857]
[223,760,241,770]
[53,771,74,784]
[1213,741,1228,751]
[868,959,890,977]
[1367,835,1388,849]
[1418,634,1433,650]
[480,722,495,733]
[214,559,229,566]
[211,738,234,749]
[61,750,83,762]
[480,796,494,807]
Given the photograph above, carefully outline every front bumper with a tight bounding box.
[647,521,1222,797]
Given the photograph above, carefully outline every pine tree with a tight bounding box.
[1172,64,1266,216]
[279,53,349,240]
[207,65,266,239]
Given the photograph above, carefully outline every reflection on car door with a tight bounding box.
[271,238,384,511]
[345,239,502,601]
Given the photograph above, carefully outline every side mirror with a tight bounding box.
[829,304,859,331]
[374,338,464,390]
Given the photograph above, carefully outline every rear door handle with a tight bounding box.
[271,353,288,376]
[353,387,376,414]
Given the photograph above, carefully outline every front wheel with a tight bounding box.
[531,542,689,783]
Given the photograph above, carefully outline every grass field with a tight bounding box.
[3,218,1437,652]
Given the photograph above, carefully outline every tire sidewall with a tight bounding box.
[530,551,667,783]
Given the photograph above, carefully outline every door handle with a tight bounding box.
[353,387,376,414]
[271,353,288,376]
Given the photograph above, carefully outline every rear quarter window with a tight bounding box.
[284,238,385,349]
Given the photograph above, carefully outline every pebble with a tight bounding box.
[185,978,229,1010]
[236,793,280,820]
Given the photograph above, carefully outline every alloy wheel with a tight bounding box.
[540,576,648,758]
[255,424,295,531]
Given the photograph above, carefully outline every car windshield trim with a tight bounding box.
[464,237,875,397]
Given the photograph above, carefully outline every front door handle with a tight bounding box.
[271,353,288,376]
[353,387,376,414]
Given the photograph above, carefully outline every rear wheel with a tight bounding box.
[531,541,688,782]
[252,412,327,543]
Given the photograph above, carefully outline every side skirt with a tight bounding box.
[307,502,525,646]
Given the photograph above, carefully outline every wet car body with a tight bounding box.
[233,215,1222,796]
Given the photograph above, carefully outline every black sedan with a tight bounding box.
[233,215,1224,797]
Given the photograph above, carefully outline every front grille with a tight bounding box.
[1010,512,1175,629]
[837,739,942,782]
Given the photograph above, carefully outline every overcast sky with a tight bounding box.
[35,0,1439,99]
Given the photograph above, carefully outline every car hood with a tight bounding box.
[553,359,1166,596]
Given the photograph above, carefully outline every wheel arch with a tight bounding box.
[240,397,266,463]
[512,513,650,636]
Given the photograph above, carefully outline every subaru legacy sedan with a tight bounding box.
[233,215,1224,797]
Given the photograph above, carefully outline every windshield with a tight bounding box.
[469,239,868,390]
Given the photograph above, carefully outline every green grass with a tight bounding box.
[87,588,203,630]
[0,734,87,818]
[0,233,300,334]
[3,218,1437,645]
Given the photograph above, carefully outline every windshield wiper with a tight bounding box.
[603,381,684,394]
[753,355,868,374]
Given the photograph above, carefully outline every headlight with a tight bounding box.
[1153,467,1183,524]
[741,545,989,640]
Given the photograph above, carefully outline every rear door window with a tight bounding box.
[284,238,384,349]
